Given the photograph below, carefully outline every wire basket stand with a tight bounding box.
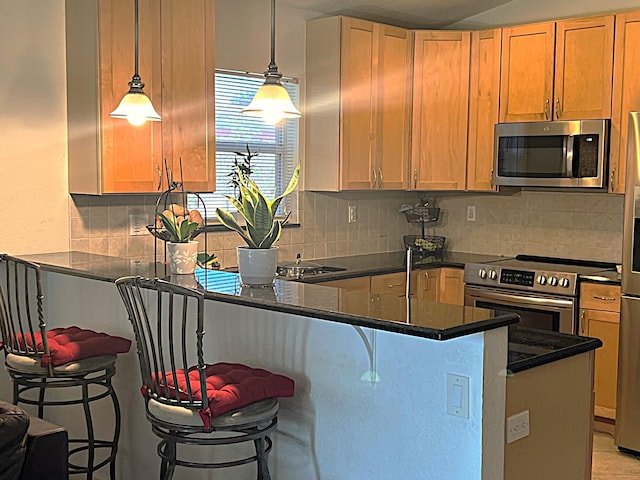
[147,158,214,277]
[401,199,445,256]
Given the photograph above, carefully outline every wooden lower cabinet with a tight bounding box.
[504,352,595,480]
[415,267,465,305]
[579,282,621,420]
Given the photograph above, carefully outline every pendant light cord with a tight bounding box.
[269,0,276,69]
[134,0,140,78]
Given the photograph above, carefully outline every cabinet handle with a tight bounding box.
[372,168,378,189]
[544,99,550,120]
[378,168,383,188]
[414,169,418,189]
[489,169,494,188]
[610,168,616,192]
[156,165,163,191]
[593,295,617,302]
[555,98,561,119]
[387,283,403,288]
[580,311,587,335]
[167,165,173,186]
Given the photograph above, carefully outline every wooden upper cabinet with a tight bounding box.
[500,15,614,123]
[500,22,555,122]
[611,10,640,195]
[467,29,501,192]
[411,31,470,191]
[305,17,412,191]
[65,0,215,194]
[376,25,412,190]
[554,15,614,121]
[160,0,216,192]
[341,18,377,190]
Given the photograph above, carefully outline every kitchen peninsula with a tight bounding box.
[0,252,601,480]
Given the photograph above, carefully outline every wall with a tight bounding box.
[450,0,640,28]
[426,190,624,263]
[0,0,69,254]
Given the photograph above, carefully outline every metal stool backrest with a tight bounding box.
[0,255,51,371]
[115,276,209,412]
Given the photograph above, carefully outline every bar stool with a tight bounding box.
[0,254,131,479]
[116,276,295,480]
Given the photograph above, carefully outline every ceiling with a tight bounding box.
[280,0,515,28]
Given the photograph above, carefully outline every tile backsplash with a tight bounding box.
[70,189,624,267]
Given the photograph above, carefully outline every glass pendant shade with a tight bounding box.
[110,87,161,127]
[242,0,300,124]
[242,81,301,125]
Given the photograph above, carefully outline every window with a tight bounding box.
[189,70,300,222]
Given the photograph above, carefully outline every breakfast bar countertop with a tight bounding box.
[14,251,518,341]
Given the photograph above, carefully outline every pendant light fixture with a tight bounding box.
[110,0,161,126]
[241,0,301,125]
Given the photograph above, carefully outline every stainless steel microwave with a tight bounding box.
[493,119,610,188]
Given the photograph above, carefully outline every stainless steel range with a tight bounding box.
[464,255,614,334]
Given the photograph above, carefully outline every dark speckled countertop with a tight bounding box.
[11,251,601,370]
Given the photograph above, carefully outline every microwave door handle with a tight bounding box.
[565,135,575,177]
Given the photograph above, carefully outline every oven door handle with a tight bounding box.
[466,288,575,309]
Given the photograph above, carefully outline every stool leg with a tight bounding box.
[254,435,271,480]
[108,379,121,480]
[37,379,46,418]
[82,381,96,480]
[161,439,176,480]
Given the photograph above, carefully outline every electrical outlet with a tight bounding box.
[466,205,476,222]
[348,205,357,223]
[129,213,149,236]
[506,410,530,444]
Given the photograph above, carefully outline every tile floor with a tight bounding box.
[592,432,640,479]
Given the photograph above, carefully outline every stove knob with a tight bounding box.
[559,278,570,288]
[537,275,547,285]
[488,270,498,280]
[479,269,487,279]
[549,276,559,287]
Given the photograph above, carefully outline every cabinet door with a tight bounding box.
[438,267,465,306]
[341,18,376,190]
[467,29,501,192]
[611,10,640,194]
[580,308,619,419]
[161,0,216,192]
[411,31,470,190]
[554,15,614,121]
[500,22,555,122]
[415,268,440,301]
[66,0,162,193]
[376,25,412,190]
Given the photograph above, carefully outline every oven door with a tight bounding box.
[464,285,577,334]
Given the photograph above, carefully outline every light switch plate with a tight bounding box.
[447,373,469,419]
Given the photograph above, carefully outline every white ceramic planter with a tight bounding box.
[167,241,198,275]
[237,246,278,286]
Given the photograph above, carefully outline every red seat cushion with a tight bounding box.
[15,326,131,367]
[156,362,295,418]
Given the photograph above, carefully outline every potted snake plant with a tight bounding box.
[156,210,200,275]
[216,164,300,285]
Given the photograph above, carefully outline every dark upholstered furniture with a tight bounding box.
[0,400,68,480]
[0,401,29,480]
[116,276,295,480]
[0,255,131,479]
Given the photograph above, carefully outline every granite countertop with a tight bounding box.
[10,251,602,369]
[14,251,517,341]
[508,326,602,373]
[278,251,509,283]
[579,269,621,285]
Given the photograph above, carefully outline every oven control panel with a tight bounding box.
[463,263,578,296]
